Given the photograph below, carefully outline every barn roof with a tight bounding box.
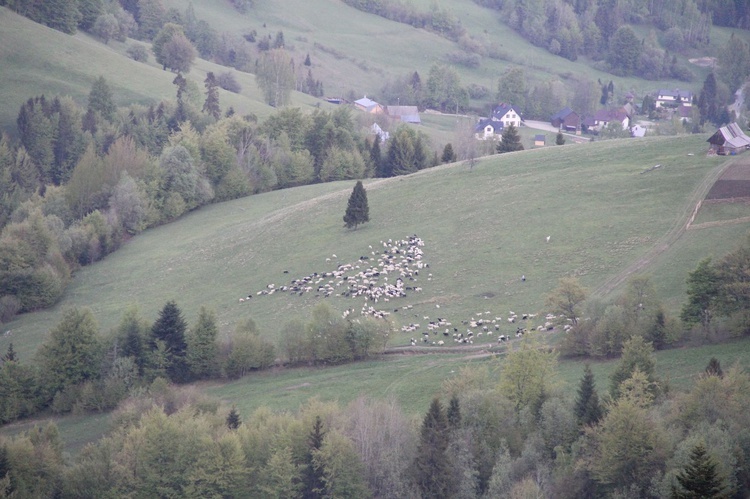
[708,123,750,148]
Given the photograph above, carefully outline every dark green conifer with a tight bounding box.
[705,357,723,378]
[412,398,456,498]
[447,394,461,428]
[497,124,524,153]
[442,143,457,163]
[574,364,603,426]
[226,406,242,430]
[302,416,326,499]
[202,72,221,120]
[150,301,189,383]
[343,181,369,229]
[672,443,729,499]
[556,132,566,145]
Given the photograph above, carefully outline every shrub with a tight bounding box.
[0,295,22,323]
[126,44,149,62]
[216,71,242,93]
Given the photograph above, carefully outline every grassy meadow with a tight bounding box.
[1,134,739,362]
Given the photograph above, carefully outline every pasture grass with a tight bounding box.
[693,201,750,225]
[1,134,733,362]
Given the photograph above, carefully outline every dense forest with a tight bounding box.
[2,329,750,498]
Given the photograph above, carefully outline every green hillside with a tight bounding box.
[3,134,745,361]
[0,7,326,136]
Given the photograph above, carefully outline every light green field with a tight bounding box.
[693,201,750,225]
[0,7,326,136]
[1,134,736,362]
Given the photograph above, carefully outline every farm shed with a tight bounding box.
[385,105,421,124]
[354,96,384,114]
[550,107,580,132]
[707,123,750,155]
[534,134,546,146]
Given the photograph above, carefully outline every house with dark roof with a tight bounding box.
[583,109,629,132]
[492,103,523,127]
[534,134,546,146]
[656,89,693,108]
[385,105,421,124]
[354,96,384,114]
[550,107,580,132]
[474,118,504,139]
[708,123,750,155]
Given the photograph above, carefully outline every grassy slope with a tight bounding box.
[165,0,725,105]
[1,134,739,362]
[0,7,326,136]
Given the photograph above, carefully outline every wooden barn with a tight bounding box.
[534,134,546,146]
[708,123,750,155]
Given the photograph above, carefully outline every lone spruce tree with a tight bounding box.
[344,180,369,229]
[497,124,524,153]
[412,398,456,497]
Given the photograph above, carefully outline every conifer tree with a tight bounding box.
[497,124,524,153]
[412,398,455,498]
[2,343,16,363]
[442,143,456,163]
[370,135,382,177]
[88,76,116,122]
[186,306,219,380]
[150,300,189,383]
[304,53,311,66]
[118,307,146,375]
[672,443,729,499]
[705,357,723,378]
[343,180,369,229]
[556,132,566,145]
[574,364,603,426]
[302,416,326,499]
[226,406,241,430]
[447,394,461,428]
[202,72,221,120]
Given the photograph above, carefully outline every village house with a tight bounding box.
[550,107,580,133]
[354,96,384,114]
[655,89,693,108]
[385,105,421,124]
[707,122,750,155]
[582,109,629,132]
[474,103,523,139]
[492,103,523,127]
[474,118,503,139]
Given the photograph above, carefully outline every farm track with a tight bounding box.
[593,155,741,298]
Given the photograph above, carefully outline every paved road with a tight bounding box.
[523,119,560,133]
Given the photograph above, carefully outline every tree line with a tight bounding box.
[0,299,389,426]
[0,330,745,497]
[552,234,750,361]
[0,74,458,323]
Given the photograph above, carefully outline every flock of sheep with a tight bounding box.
[239,234,565,347]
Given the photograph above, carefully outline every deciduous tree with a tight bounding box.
[256,48,295,107]
[547,277,587,325]
[36,307,101,399]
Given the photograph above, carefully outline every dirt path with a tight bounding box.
[592,156,739,298]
